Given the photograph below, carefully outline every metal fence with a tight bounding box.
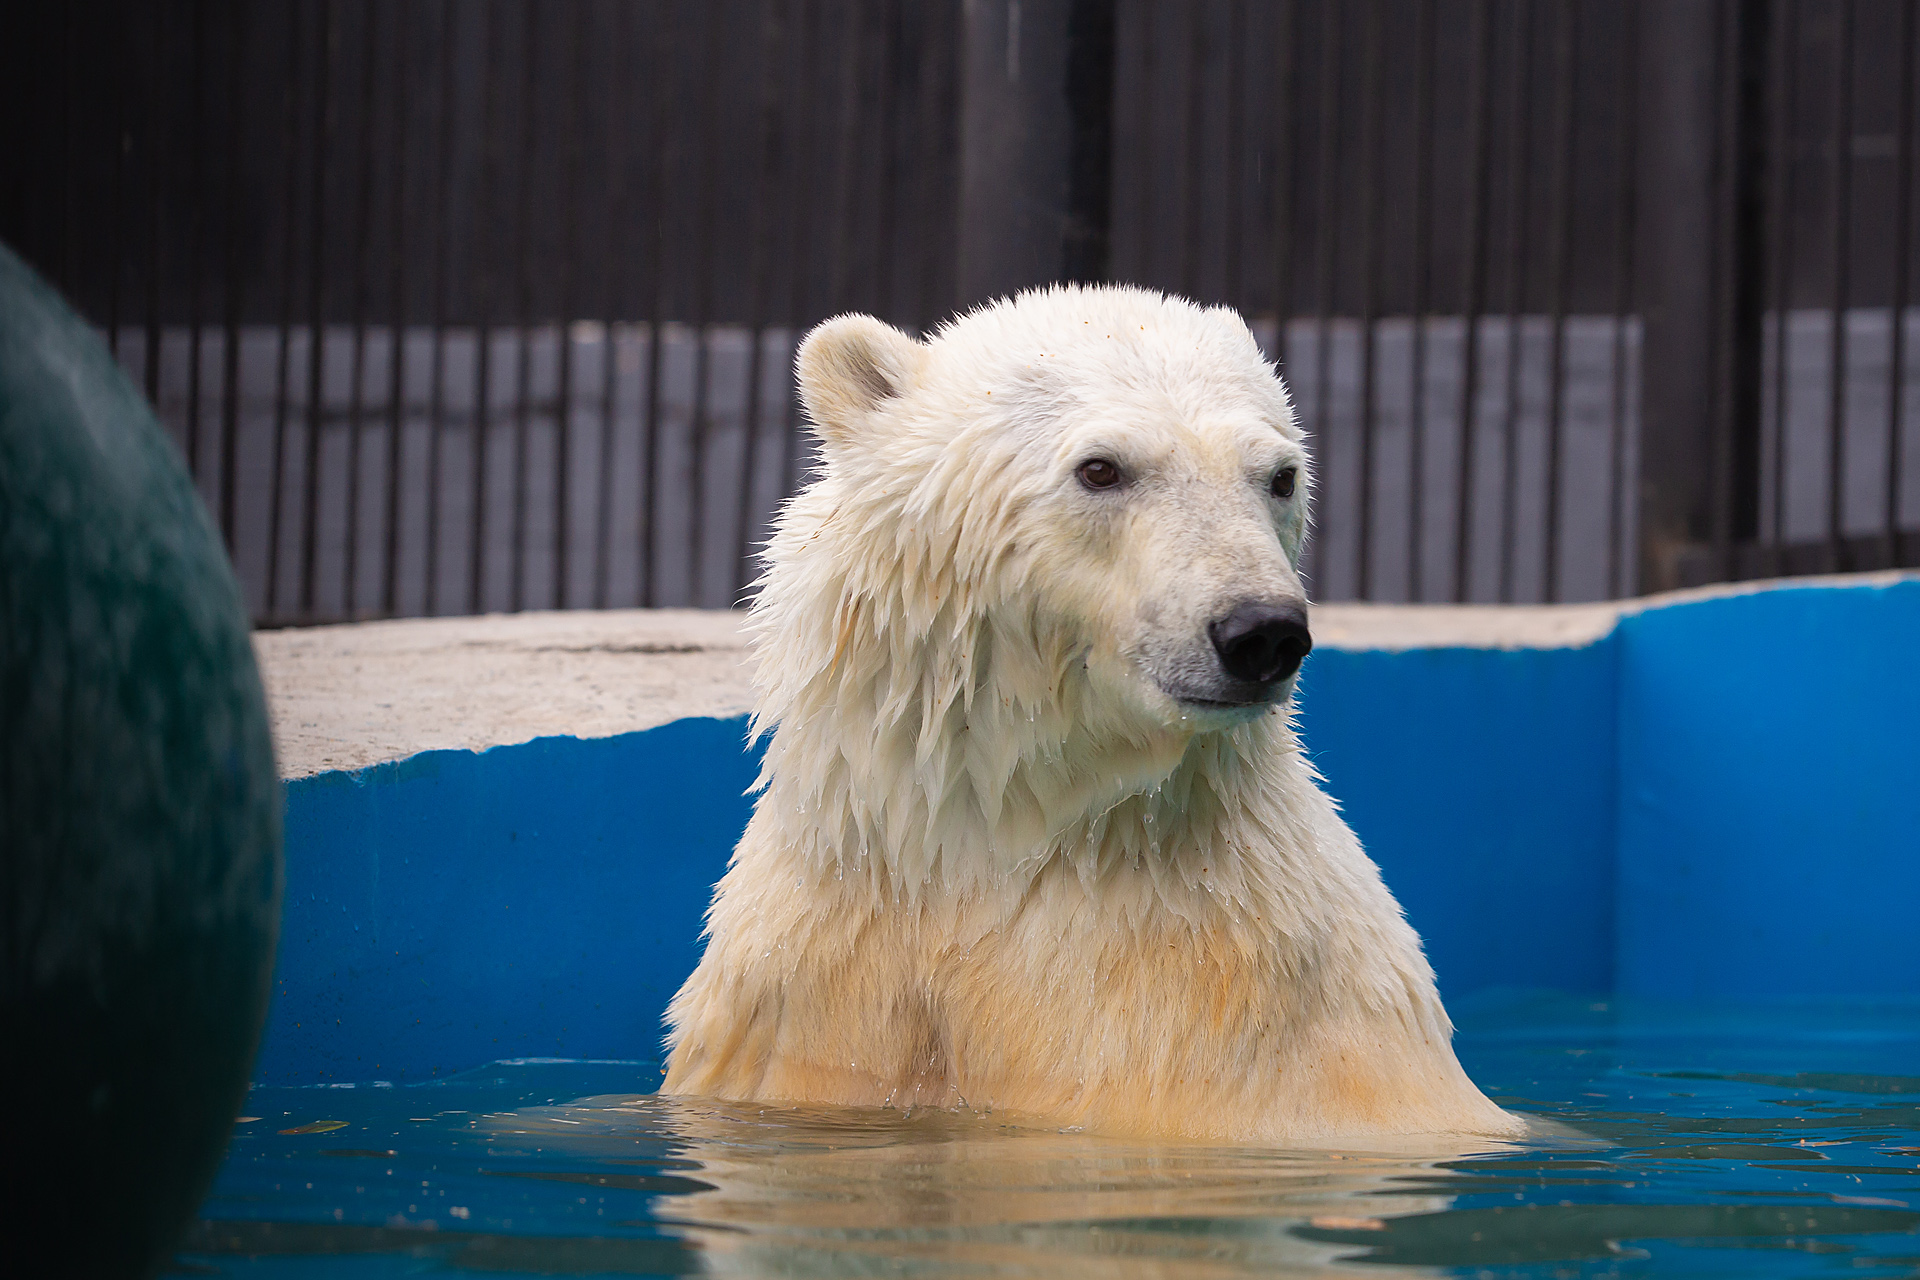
[3,0,1917,623]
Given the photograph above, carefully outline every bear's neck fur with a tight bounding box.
[729,467,1465,1076]
[748,561,1411,968]
[675,578,1502,1137]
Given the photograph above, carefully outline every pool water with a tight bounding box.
[180,995,1920,1278]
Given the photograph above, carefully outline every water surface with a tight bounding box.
[181,995,1920,1277]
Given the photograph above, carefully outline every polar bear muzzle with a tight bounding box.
[1151,597,1313,710]
[1209,600,1313,689]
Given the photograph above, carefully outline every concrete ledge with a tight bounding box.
[255,608,752,778]
[255,571,1914,778]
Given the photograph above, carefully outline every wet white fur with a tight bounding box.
[661,286,1520,1142]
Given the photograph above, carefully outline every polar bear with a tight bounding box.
[662,285,1520,1143]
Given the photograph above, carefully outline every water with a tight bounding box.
[180,995,1920,1278]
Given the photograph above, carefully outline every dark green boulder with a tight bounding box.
[0,243,282,1277]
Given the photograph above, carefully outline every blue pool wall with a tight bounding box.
[260,719,764,1085]
[257,577,1919,1084]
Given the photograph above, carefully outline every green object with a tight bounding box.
[0,244,281,1277]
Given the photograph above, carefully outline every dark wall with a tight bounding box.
[0,0,963,332]
[6,0,1915,337]
[1108,0,1920,319]
[5,0,1914,619]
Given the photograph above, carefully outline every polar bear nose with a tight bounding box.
[1209,601,1313,685]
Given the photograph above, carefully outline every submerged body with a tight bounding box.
[662,286,1520,1142]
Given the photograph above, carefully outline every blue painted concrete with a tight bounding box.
[1297,640,1619,1002]
[1614,578,1920,1001]
[263,579,1919,1083]
[256,718,757,1083]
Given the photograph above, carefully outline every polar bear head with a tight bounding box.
[750,286,1313,888]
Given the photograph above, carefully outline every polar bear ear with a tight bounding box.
[795,314,928,454]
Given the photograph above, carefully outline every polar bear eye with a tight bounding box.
[1270,466,1299,500]
[1077,458,1124,491]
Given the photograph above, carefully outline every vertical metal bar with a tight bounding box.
[686,0,724,608]
[1885,0,1915,567]
[595,0,635,610]
[298,0,338,620]
[1220,0,1245,305]
[956,1,1085,303]
[1269,0,1299,370]
[778,0,822,508]
[638,1,674,607]
[847,0,877,314]
[267,0,306,618]
[1541,0,1578,602]
[1764,0,1797,575]
[733,0,789,598]
[1308,0,1344,594]
[507,0,539,613]
[143,2,167,410]
[825,4,865,314]
[343,0,382,617]
[1709,0,1770,581]
[12,11,47,286]
[551,0,586,611]
[60,4,79,298]
[911,0,950,328]
[1137,1,1161,286]
[1607,0,1642,597]
[218,0,250,553]
[869,0,903,318]
[470,0,506,616]
[1496,0,1535,604]
[1405,0,1436,601]
[381,0,412,617]
[1179,0,1206,297]
[869,7,893,305]
[1063,0,1118,288]
[1354,0,1384,599]
[424,0,458,615]
[184,0,210,480]
[1825,0,1854,570]
[106,14,131,364]
[1636,0,1731,594]
[1453,0,1496,602]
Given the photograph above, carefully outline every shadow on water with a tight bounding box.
[177,998,1920,1278]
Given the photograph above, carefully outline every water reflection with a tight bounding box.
[489,1094,1529,1276]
